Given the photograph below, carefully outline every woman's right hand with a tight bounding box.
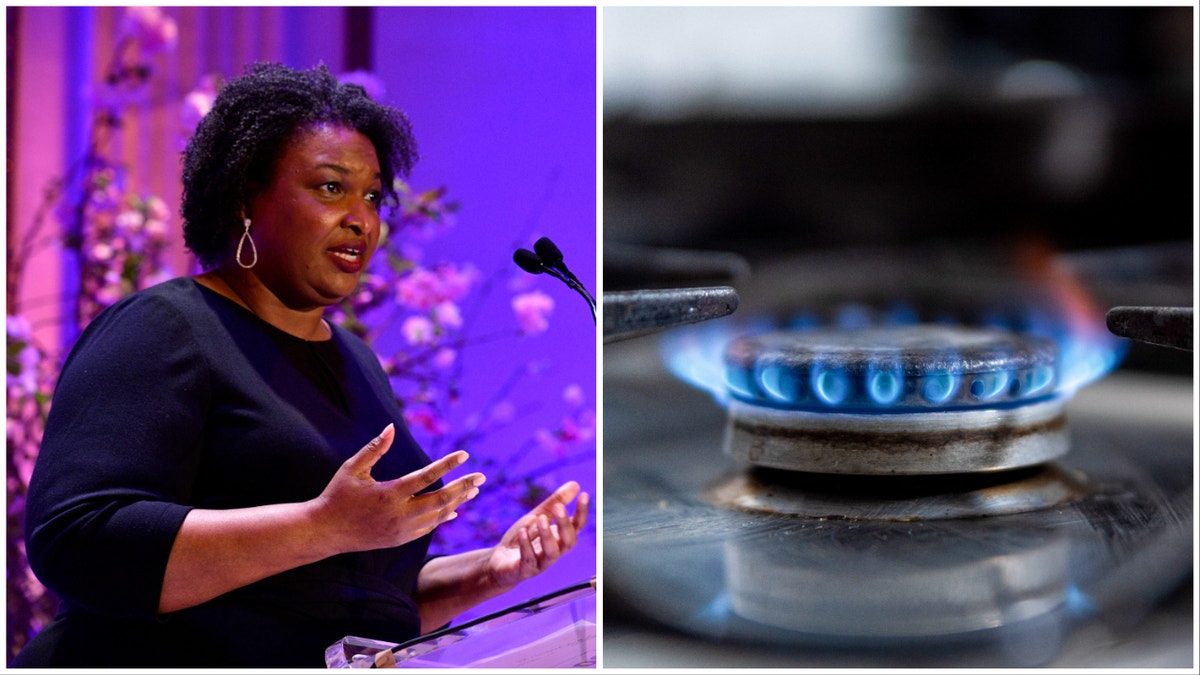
[311,424,486,554]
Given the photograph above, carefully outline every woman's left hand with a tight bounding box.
[486,481,589,592]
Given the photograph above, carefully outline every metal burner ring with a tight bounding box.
[725,395,1069,474]
[706,464,1089,520]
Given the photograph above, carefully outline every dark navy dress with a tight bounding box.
[15,277,434,667]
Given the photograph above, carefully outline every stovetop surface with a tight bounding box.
[601,240,1194,668]
[603,334,1193,667]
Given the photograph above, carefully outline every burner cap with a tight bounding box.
[722,325,1067,474]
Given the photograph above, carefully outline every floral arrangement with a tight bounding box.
[7,8,182,659]
[327,178,595,551]
[7,6,593,661]
[5,316,59,659]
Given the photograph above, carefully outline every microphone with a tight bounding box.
[513,247,574,287]
[533,237,564,268]
[534,237,584,292]
[512,242,596,324]
[534,237,595,307]
[513,248,548,276]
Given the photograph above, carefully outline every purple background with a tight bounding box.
[7,5,596,632]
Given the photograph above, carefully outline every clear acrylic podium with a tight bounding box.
[325,578,596,668]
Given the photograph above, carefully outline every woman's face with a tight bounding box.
[245,123,384,310]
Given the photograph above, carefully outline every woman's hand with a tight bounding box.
[161,425,485,613]
[413,480,590,631]
[312,424,486,554]
[484,481,590,593]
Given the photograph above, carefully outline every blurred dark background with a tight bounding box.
[603,6,1194,264]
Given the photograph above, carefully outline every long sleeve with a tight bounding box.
[24,290,208,620]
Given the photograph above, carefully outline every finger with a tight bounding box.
[394,450,470,495]
[341,424,396,477]
[572,492,590,532]
[549,502,577,551]
[408,486,474,538]
[410,472,485,520]
[518,527,538,571]
[537,514,562,561]
[550,481,581,506]
[527,481,580,519]
[435,473,486,511]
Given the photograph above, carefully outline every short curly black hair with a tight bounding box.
[181,62,417,269]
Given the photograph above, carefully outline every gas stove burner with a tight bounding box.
[705,464,1089,521]
[604,356,1194,666]
[605,245,1191,667]
[723,325,1066,474]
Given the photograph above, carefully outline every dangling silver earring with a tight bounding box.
[236,218,258,269]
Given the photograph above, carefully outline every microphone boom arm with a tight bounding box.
[543,265,596,324]
[513,246,597,324]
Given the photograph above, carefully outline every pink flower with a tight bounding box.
[512,291,554,335]
[120,6,178,55]
[140,268,175,290]
[89,242,114,261]
[401,316,436,345]
[6,315,32,341]
[397,268,441,310]
[143,217,169,244]
[531,408,596,458]
[563,384,586,407]
[396,264,477,312]
[404,408,448,437]
[533,428,562,455]
[95,283,122,306]
[433,348,457,368]
[432,301,462,331]
[11,344,41,393]
[436,264,477,301]
[144,196,170,223]
[563,410,595,443]
[179,75,220,144]
[115,208,143,233]
[489,400,515,425]
[398,242,425,264]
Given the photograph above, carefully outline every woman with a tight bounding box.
[14,62,589,667]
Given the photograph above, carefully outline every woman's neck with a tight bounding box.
[194,268,331,341]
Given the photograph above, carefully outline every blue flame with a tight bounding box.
[694,590,733,625]
[725,364,756,401]
[758,363,803,403]
[660,292,1126,412]
[970,371,1011,401]
[661,317,777,406]
[1056,333,1127,394]
[882,303,920,326]
[922,371,959,404]
[834,304,873,329]
[866,364,904,405]
[788,311,820,329]
[812,366,850,406]
[1022,365,1055,397]
[979,306,1013,330]
[1064,583,1098,619]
